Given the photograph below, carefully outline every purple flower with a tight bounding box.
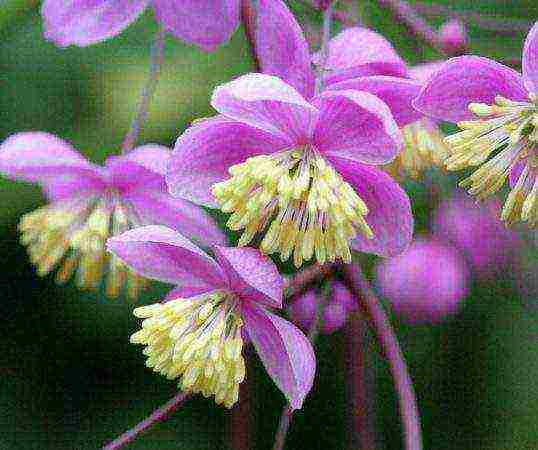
[375,237,469,324]
[318,26,451,180]
[41,0,240,51]
[0,132,225,298]
[107,225,315,409]
[438,19,468,56]
[167,0,413,268]
[433,195,521,279]
[414,22,538,227]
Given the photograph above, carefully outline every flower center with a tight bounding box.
[211,147,373,268]
[131,291,244,408]
[18,192,147,298]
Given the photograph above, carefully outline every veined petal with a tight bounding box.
[256,0,315,99]
[106,225,226,287]
[329,158,413,257]
[414,56,528,123]
[522,22,538,94]
[328,76,423,127]
[211,73,318,143]
[124,190,227,246]
[105,158,164,193]
[41,0,149,47]
[122,144,171,176]
[0,131,106,187]
[315,27,408,86]
[167,116,288,207]
[213,246,283,309]
[152,0,239,52]
[164,284,214,301]
[312,89,402,165]
[408,61,446,84]
[242,303,315,410]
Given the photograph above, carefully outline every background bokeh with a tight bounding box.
[0,1,537,449]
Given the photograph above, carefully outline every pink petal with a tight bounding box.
[312,89,402,165]
[41,0,149,47]
[522,22,538,94]
[328,76,423,127]
[315,27,408,86]
[105,157,164,193]
[407,61,446,84]
[256,0,315,99]
[329,158,413,257]
[242,303,315,410]
[413,56,528,123]
[106,225,226,287]
[164,284,214,301]
[124,190,227,246]
[0,131,106,188]
[152,0,239,52]
[123,144,171,176]
[213,246,283,309]
[211,73,318,143]
[509,158,527,188]
[167,116,288,207]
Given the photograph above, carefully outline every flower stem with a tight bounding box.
[315,1,335,94]
[272,291,327,450]
[241,0,261,70]
[102,391,189,450]
[229,350,253,450]
[284,263,337,299]
[343,264,422,450]
[121,27,165,154]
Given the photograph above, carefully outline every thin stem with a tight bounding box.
[121,27,165,154]
[315,1,335,94]
[102,391,190,450]
[272,291,327,450]
[241,0,260,70]
[229,350,254,450]
[343,264,422,450]
[283,263,337,299]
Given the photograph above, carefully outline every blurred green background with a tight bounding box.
[0,1,537,449]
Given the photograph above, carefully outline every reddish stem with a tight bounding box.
[241,0,261,70]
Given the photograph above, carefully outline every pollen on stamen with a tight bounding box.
[131,292,245,408]
[211,148,373,268]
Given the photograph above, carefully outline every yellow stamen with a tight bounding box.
[131,292,244,408]
[212,148,373,267]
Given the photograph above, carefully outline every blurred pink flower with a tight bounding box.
[438,19,468,56]
[375,237,469,324]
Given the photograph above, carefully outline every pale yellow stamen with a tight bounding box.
[18,196,148,298]
[211,148,373,267]
[131,292,245,408]
[444,93,538,227]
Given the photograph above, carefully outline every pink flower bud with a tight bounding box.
[321,301,348,334]
[331,280,358,314]
[287,289,317,330]
[438,19,468,56]
[375,238,469,324]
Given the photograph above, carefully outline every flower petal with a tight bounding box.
[312,89,402,165]
[106,225,226,287]
[329,158,413,256]
[242,303,315,410]
[0,131,105,187]
[315,27,408,86]
[41,0,149,47]
[522,22,538,94]
[164,284,214,301]
[413,56,528,123]
[211,73,318,143]
[408,60,446,84]
[123,144,171,176]
[213,246,283,309]
[328,76,423,127]
[256,0,315,99]
[167,116,288,207]
[124,190,227,246]
[509,158,527,188]
[152,0,239,52]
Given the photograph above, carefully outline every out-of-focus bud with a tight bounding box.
[375,238,469,324]
[433,195,521,279]
[438,19,468,56]
[311,0,335,10]
[321,302,347,334]
[331,280,358,314]
[287,289,317,331]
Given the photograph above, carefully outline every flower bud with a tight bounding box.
[438,19,468,56]
[312,0,335,10]
[375,238,469,324]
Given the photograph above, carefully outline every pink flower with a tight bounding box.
[438,19,468,56]
[0,132,225,298]
[414,22,538,227]
[41,0,240,51]
[375,237,469,324]
[107,225,315,409]
[433,195,521,279]
[167,0,413,268]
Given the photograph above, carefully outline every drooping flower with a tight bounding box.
[375,237,469,324]
[167,0,413,268]
[107,225,315,409]
[414,22,538,227]
[317,27,451,180]
[0,132,225,298]
[433,195,521,279]
[41,0,240,52]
